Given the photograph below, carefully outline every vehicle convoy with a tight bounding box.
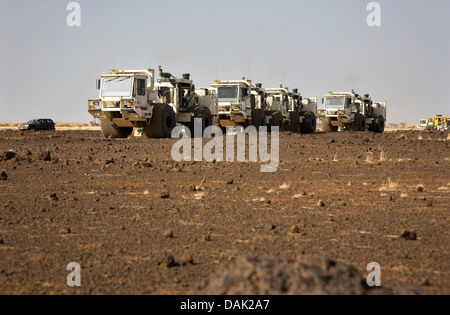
[318,91,386,133]
[208,78,267,131]
[88,67,216,139]
[263,85,317,133]
[19,119,55,131]
[203,80,317,133]
[418,115,450,131]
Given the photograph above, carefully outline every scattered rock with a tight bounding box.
[160,191,170,199]
[193,256,422,295]
[151,253,178,268]
[0,171,7,180]
[318,200,327,207]
[0,151,17,161]
[38,151,51,161]
[163,229,174,239]
[417,186,424,193]
[227,180,234,185]
[401,230,417,241]
[290,225,301,234]
[0,238,4,245]
[59,228,71,234]
[421,279,431,287]
[219,253,233,262]
[268,225,277,231]
[180,255,194,266]
[202,235,212,242]
[190,185,202,192]
[104,159,115,166]
[48,193,59,201]
[142,162,152,168]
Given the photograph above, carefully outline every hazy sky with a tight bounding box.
[1,0,449,123]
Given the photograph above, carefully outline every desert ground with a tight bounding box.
[0,127,449,295]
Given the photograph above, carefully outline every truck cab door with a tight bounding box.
[135,78,147,108]
[345,98,352,116]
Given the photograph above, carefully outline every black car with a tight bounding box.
[19,119,55,131]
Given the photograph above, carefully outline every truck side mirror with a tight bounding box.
[322,98,324,104]
[96,79,101,90]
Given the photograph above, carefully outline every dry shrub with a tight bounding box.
[380,178,399,192]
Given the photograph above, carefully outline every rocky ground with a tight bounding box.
[0,129,449,295]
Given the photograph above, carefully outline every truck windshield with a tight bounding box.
[102,77,133,97]
[218,87,239,102]
[325,97,345,108]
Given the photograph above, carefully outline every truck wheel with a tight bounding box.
[144,104,176,138]
[268,111,283,133]
[100,120,133,139]
[369,115,385,133]
[299,111,317,134]
[321,120,338,133]
[251,109,266,131]
[287,111,300,133]
[186,106,213,137]
[351,113,366,132]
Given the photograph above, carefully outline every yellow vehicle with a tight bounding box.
[433,116,450,130]
[418,115,450,130]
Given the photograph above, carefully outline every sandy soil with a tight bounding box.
[0,122,419,132]
[0,129,449,295]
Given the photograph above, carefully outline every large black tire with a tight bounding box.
[268,111,283,133]
[100,120,133,139]
[185,106,213,138]
[351,113,367,132]
[286,111,300,133]
[321,120,338,133]
[251,109,266,131]
[299,111,317,134]
[368,115,385,134]
[143,104,176,138]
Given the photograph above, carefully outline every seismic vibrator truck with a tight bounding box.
[263,85,317,133]
[318,90,386,133]
[88,66,217,138]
